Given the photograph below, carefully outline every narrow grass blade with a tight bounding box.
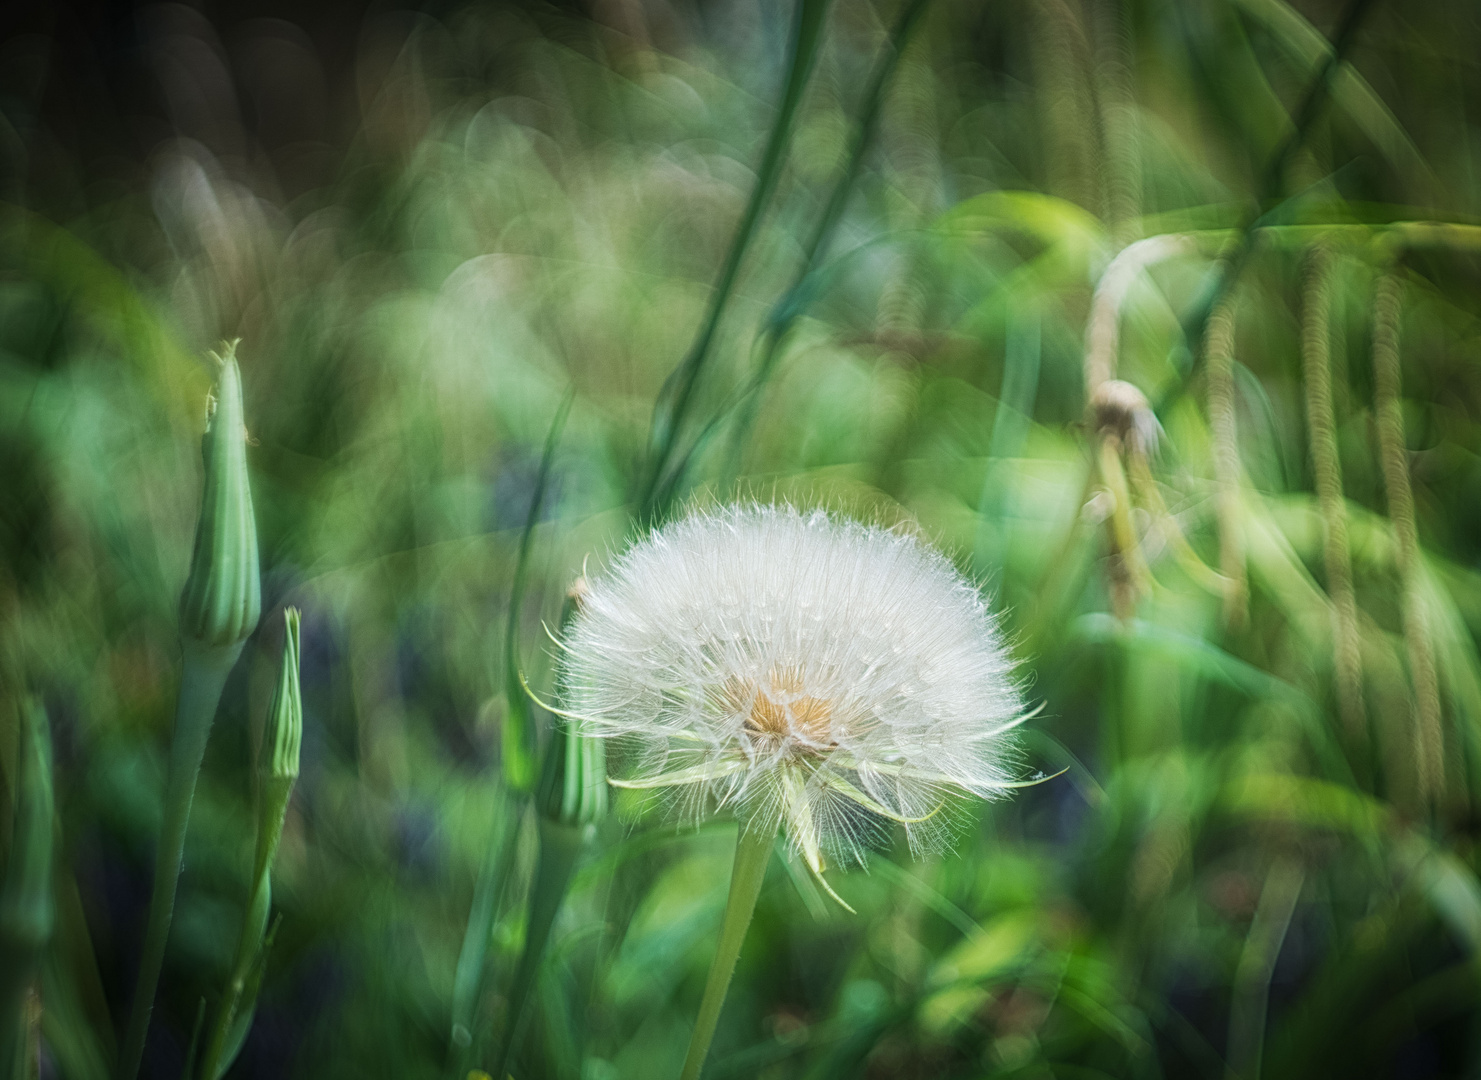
[503,390,574,793]
[641,0,833,519]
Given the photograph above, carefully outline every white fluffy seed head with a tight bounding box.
[558,504,1027,871]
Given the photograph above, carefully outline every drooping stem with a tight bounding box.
[491,818,585,1080]
[117,639,242,1080]
[679,826,773,1080]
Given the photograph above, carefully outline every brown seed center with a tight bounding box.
[723,667,835,748]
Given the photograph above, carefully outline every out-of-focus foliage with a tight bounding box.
[4,0,1481,1076]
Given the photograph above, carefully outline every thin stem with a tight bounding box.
[1299,245,1367,748]
[722,0,933,485]
[503,391,574,793]
[491,819,585,1080]
[445,797,520,1079]
[1227,859,1304,1080]
[976,308,1042,580]
[1371,269,1444,805]
[1204,291,1247,626]
[679,826,774,1080]
[117,639,241,1080]
[641,0,832,520]
[1176,0,1381,379]
[197,777,291,1080]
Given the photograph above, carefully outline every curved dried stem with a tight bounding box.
[1083,235,1198,401]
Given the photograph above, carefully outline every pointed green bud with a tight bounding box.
[263,608,302,782]
[0,698,54,955]
[199,609,302,1080]
[536,579,607,829]
[180,341,261,647]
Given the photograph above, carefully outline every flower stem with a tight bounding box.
[445,797,520,1079]
[117,639,242,1080]
[196,777,291,1080]
[492,818,584,1080]
[679,826,773,1080]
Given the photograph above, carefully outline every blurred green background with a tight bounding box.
[4,0,1481,1076]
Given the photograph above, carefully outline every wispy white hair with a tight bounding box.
[556,504,1029,887]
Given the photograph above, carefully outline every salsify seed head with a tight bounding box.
[557,504,1029,880]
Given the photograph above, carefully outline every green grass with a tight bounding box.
[5,0,1481,1076]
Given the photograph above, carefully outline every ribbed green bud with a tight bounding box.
[535,716,609,829]
[0,699,54,954]
[263,608,302,782]
[536,579,607,829]
[180,342,261,647]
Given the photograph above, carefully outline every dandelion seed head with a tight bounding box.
[558,504,1026,870]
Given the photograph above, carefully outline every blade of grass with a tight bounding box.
[719,0,935,487]
[640,0,833,520]
[502,389,574,794]
[1159,0,1381,413]
[448,391,573,1076]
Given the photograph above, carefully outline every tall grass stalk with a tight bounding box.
[197,608,301,1080]
[501,391,574,793]
[641,0,831,519]
[1299,246,1367,747]
[0,700,53,1080]
[445,799,518,1077]
[119,346,261,1080]
[1227,858,1304,1079]
[448,395,574,1076]
[1370,269,1444,804]
[724,0,933,482]
[1204,293,1247,626]
[491,582,606,1079]
[1177,0,1381,385]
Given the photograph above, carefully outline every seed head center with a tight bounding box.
[726,668,836,750]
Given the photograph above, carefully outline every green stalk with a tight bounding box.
[0,699,54,1080]
[490,584,606,1078]
[1371,268,1444,805]
[490,819,584,1080]
[446,396,575,1076]
[194,776,286,1080]
[198,608,301,1080]
[1167,0,1380,404]
[679,826,774,1080]
[502,391,574,794]
[640,0,832,520]
[717,0,933,490]
[118,642,240,1080]
[974,307,1042,579]
[119,345,260,1080]
[445,798,519,1079]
